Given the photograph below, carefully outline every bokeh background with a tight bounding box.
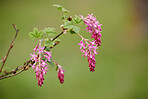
[0,0,148,99]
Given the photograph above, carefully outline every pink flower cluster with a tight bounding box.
[57,64,65,84]
[30,45,52,87]
[80,13,102,46]
[78,38,98,72]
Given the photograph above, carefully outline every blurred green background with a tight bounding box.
[0,0,148,99]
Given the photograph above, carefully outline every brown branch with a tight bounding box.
[11,24,19,45]
[52,31,64,41]
[0,28,66,80]
[52,28,68,41]
[0,38,61,80]
[0,60,33,80]
[0,69,24,80]
[44,28,67,50]
[0,24,19,73]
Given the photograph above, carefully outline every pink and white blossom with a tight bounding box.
[30,44,52,87]
[80,13,102,46]
[78,36,98,72]
[57,65,65,84]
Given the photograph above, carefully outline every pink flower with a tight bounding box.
[30,52,38,61]
[30,44,52,87]
[41,60,48,74]
[33,45,38,52]
[78,38,98,72]
[57,65,65,84]
[80,13,102,46]
[37,45,44,54]
[44,51,52,62]
[36,71,44,87]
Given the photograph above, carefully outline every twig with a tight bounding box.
[11,24,19,45]
[0,67,29,80]
[52,31,64,41]
[0,69,24,80]
[0,24,19,73]
[44,29,67,49]
[52,28,68,41]
[0,60,33,80]
[0,29,66,80]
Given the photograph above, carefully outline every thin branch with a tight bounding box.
[0,29,66,80]
[0,60,33,80]
[52,31,64,41]
[11,24,19,45]
[52,28,67,41]
[0,69,24,80]
[0,24,19,73]
[44,29,67,49]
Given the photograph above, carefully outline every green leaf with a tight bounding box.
[56,66,58,71]
[43,27,56,33]
[61,15,68,20]
[73,26,80,33]
[44,46,51,52]
[42,27,57,36]
[53,4,70,13]
[54,38,61,42]
[69,29,76,34]
[28,28,43,39]
[64,25,74,29]
[68,26,80,34]
[62,8,70,13]
[44,39,53,47]
[63,20,73,27]
[53,4,62,9]
[28,32,36,39]
[73,15,83,24]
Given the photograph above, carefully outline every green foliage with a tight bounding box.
[63,20,73,27]
[64,25,74,29]
[69,29,76,34]
[56,66,58,71]
[52,4,82,34]
[73,15,83,24]
[54,38,61,42]
[53,4,70,13]
[44,39,54,47]
[28,4,81,41]
[28,28,43,39]
[44,46,51,52]
[61,15,68,20]
[73,26,80,33]
[61,15,82,34]
[42,27,57,36]
[63,20,80,34]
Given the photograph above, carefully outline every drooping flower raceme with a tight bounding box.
[78,35,98,72]
[30,44,52,87]
[78,13,102,72]
[80,13,102,46]
[56,64,65,84]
